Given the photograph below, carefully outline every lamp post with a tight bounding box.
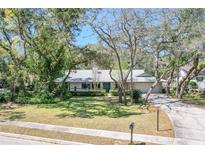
[129,122,135,145]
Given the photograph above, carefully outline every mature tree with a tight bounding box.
[0,8,93,100]
[22,9,88,95]
[88,9,149,105]
[173,9,205,98]
[143,9,205,102]
[0,9,29,101]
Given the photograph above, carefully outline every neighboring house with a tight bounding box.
[179,65,205,90]
[55,69,163,93]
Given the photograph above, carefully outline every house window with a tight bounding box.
[82,83,88,89]
[98,83,101,89]
[196,77,203,82]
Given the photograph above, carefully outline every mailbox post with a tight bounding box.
[129,122,135,145]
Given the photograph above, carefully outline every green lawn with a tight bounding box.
[0,96,174,139]
[183,94,205,105]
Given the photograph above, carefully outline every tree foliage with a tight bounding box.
[0,8,91,101]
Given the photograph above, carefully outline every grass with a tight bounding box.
[0,96,174,140]
[170,91,205,106]
[182,93,205,105]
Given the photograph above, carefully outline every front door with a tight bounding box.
[103,82,111,92]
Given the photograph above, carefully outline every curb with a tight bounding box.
[0,132,91,145]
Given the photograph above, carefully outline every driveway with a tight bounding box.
[148,94,205,144]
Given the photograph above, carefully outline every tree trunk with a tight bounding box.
[175,68,180,98]
[176,55,200,98]
[144,80,159,104]
[166,82,170,96]
[122,86,127,105]
[179,83,186,99]
[144,71,168,104]
[176,66,195,98]
[130,68,133,104]
[179,78,191,99]
[166,69,174,96]
[109,68,125,104]
[118,87,123,104]
[11,79,16,102]
[178,69,200,99]
[59,72,70,97]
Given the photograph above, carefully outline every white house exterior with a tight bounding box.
[55,69,162,93]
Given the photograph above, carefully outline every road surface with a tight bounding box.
[0,135,50,145]
[0,132,87,145]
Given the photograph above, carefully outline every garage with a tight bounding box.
[133,82,162,93]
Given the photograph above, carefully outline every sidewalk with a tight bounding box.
[0,132,90,145]
[1,120,205,144]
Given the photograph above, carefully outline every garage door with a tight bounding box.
[133,82,162,93]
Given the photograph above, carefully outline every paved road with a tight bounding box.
[2,120,205,145]
[0,135,50,145]
[0,132,88,145]
[148,94,205,144]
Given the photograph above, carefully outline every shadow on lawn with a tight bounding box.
[0,106,26,121]
[38,97,144,118]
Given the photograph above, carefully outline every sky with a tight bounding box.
[74,8,159,47]
[75,25,98,46]
[74,9,111,47]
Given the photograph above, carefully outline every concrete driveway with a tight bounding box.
[147,94,205,144]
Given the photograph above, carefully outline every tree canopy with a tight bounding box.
[1,8,205,103]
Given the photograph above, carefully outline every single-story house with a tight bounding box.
[55,69,163,93]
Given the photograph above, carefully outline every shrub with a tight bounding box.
[0,93,5,103]
[38,89,55,99]
[17,90,33,98]
[189,80,197,89]
[70,90,106,96]
[61,91,72,100]
[16,95,60,104]
[131,89,142,103]
[15,90,61,104]
[0,90,12,103]
[110,89,130,96]
[110,89,119,96]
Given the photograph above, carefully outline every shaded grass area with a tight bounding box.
[182,93,205,106]
[0,96,174,137]
[44,97,142,118]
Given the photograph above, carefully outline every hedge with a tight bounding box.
[109,90,130,96]
[69,90,106,96]
[15,96,61,104]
